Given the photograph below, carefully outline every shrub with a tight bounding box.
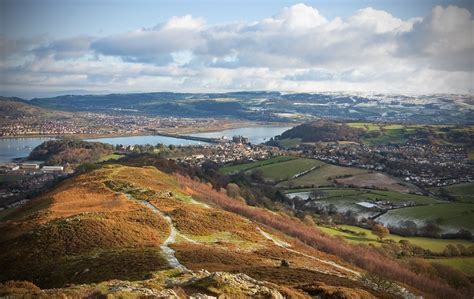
[177,175,467,298]
[372,224,389,241]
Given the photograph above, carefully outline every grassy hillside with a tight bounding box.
[278,164,369,188]
[255,158,324,182]
[1,164,472,298]
[0,164,378,297]
[318,224,472,253]
[219,156,296,175]
[275,120,365,142]
[429,257,474,276]
[432,183,474,203]
[0,97,69,123]
[272,122,474,148]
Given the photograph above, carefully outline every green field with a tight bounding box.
[347,122,381,131]
[318,224,473,253]
[286,187,438,205]
[378,203,474,232]
[98,154,125,162]
[428,257,474,276]
[365,128,412,145]
[219,156,296,175]
[435,183,474,203]
[275,138,302,149]
[278,164,368,188]
[255,158,324,182]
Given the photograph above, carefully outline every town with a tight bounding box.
[298,141,472,187]
[0,112,241,137]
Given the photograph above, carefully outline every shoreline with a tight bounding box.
[0,121,295,140]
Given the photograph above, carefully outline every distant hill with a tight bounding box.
[0,97,45,120]
[29,92,252,119]
[274,120,365,142]
[28,139,114,165]
[25,92,474,124]
[0,96,71,125]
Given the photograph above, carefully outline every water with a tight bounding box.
[189,126,292,144]
[87,126,292,146]
[0,126,293,162]
[85,135,207,146]
[0,137,54,163]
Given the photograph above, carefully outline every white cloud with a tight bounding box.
[1,3,473,96]
[397,5,474,72]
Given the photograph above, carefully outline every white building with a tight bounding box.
[42,165,64,172]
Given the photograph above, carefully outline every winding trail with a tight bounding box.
[257,227,420,298]
[138,200,188,271]
[257,227,360,277]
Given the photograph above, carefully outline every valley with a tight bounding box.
[0,95,473,298]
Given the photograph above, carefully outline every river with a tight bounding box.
[189,126,291,144]
[0,126,292,162]
[0,137,55,163]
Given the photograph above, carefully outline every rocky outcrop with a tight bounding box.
[0,271,285,298]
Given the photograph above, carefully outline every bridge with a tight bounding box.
[154,132,228,144]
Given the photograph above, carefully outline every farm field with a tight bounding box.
[286,187,438,205]
[433,183,474,203]
[274,138,302,149]
[254,158,324,182]
[335,172,413,193]
[364,128,411,145]
[317,224,473,253]
[277,164,369,188]
[219,156,295,175]
[377,203,474,232]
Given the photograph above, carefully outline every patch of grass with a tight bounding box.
[347,122,381,131]
[98,153,125,162]
[279,164,368,189]
[219,156,296,175]
[255,158,324,182]
[436,183,474,203]
[318,224,473,253]
[428,257,474,276]
[185,231,258,249]
[379,203,474,232]
[275,138,302,149]
[364,128,409,145]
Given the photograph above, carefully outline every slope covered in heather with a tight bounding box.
[0,164,470,298]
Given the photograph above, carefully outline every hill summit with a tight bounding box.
[274,120,364,143]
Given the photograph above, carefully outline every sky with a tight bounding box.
[0,0,473,98]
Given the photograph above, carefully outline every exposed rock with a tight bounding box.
[180,271,284,298]
[298,282,376,299]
